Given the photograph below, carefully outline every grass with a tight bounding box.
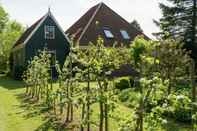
[0,76,46,131]
[0,75,193,131]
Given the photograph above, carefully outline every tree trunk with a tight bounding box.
[191,0,196,102]
[53,98,56,115]
[191,60,196,102]
[191,3,196,128]
[80,104,85,131]
[104,81,108,131]
[26,84,29,94]
[135,83,143,131]
[60,93,63,114]
[99,102,104,131]
[167,69,172,95]
[87,67,90,131]
[70,84,73,121]
[65,80,70,122]
[98,81,104,131]
[66,103,70,122]
[191,60,196,129]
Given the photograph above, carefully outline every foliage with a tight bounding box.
[21,36,195,131]
[0,7,25,73]
[118,88,140,108]
[165,94,192,123]
[131,19,143,33]
[115,77,132,90]
[77,37,129,131]
[129,36,193,130]
[0,4,8,33]
[156,0,197,60]
[156,39,191,94]
[23,49,51,102]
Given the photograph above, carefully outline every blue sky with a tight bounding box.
[1,0,162,38]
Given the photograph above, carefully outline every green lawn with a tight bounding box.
[0,75,192,131]
[0,76,46,131]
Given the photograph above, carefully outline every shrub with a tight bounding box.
[118,89,131,102]
[118,88,140,108]
[163,94,192,123]
[115,77,132,90]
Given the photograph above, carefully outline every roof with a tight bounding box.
[13,9,71,50]
[66,2,149,47]
[110,64,139,78]
[13,15,46,48]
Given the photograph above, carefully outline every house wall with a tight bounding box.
[12,47,26,79]
[25,16,70,68]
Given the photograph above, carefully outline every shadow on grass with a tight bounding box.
[15,93,70,131]
[162,119,192,131]
[0,75,25,90]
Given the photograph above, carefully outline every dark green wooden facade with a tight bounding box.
[11,11,70,79]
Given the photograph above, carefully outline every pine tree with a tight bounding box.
[131,19,143,32]
[157,0,197,59]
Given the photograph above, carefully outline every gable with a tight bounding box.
[13,16,45,49]
[65,4,99,41]
[26,15,70,49]
[24,14,70,67]
[66,2,149,47]
[13,11,70,50]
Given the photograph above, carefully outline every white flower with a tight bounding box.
[177,95,184,100]
[162,119,167,124]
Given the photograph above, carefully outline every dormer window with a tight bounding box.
[103,29,114,38]
[45,26,55,39]
[120,30,130,39]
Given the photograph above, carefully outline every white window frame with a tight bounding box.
[45,25,55,39]
[103,29,114,38]
[120,30,130,40]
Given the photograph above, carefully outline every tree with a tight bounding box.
[129,36,193,130]
[0,4,8,33]
[156,39,191,94]
[156,0,197,59]
[131,20,143,32]
[0,21,24,72]
[23,50,51,100]
[0,7,24,73]
[130,36,160,131]
[156,0,196,112]
[77,37,130,131]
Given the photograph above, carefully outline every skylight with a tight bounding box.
[120,30,130,39]
[104,29,114,38]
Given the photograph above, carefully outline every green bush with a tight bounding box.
[164,94,192,123]
[115,77,132,90]
[118,88,140,108]
[118,89,131,102]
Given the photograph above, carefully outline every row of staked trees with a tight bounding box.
[22,0,197,130]
[23,37,130,131]
[23,35,197,130]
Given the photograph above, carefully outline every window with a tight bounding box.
[104,29,114,38]
[120,30,130,39]
[45,26,55,39]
